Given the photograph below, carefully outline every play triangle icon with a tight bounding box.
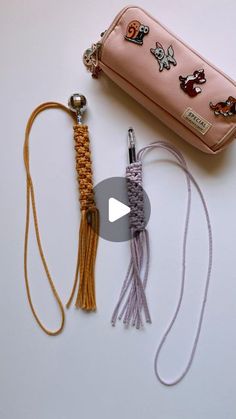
[108,197,130,223]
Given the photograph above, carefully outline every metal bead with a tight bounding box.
[68,93,87,114]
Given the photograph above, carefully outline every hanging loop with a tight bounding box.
[23,102,75,336]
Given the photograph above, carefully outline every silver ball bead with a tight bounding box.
[68,93,87,113]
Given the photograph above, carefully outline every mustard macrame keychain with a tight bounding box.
[23,93,99,336]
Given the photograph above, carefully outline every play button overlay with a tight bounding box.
[108,197,130,222]
[93,177,151,242]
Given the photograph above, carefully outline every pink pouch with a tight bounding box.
[83,5,236,153]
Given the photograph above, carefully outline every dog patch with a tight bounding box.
[124,20,149,45]
[209,96,236,117]
[182,107,212,135]
[150,42,177,71]
[179,69,206,97]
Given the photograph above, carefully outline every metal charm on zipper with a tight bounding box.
[83,40,103,78]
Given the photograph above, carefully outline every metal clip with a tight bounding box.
[128,127,136,163]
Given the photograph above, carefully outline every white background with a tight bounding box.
[1,1,236,418]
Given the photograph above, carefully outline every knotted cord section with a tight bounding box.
[74,125,96,212]
[126,161,146,233]
[66,124,99,311]
[111,161,151,329]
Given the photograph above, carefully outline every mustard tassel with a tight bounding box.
[66,124,99,311]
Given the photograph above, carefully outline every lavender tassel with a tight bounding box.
[111,161,151,329]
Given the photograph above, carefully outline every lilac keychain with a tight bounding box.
[111,129,151,329]
[111,130,213,386]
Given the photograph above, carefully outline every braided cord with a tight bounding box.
[126,161,146,233]
[74,125,96,211]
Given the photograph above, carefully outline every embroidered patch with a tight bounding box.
[124,20,149,45]
[209,96,236,117]
[182,107,212,135]
[150,42,177,71]
[179,69,206,97]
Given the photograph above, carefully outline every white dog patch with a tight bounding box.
[150,42,177,71]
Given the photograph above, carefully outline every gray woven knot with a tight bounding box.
[126,161,145,233]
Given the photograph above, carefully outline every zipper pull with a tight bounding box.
[83,42,102,79]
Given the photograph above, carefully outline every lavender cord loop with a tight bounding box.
[137,141,213,386]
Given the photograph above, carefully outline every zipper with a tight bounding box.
[83,5,133,78]
[211,126,236,151]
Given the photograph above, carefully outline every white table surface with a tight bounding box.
[1,1,236,418]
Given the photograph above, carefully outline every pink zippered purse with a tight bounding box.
[83,5,236,153]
